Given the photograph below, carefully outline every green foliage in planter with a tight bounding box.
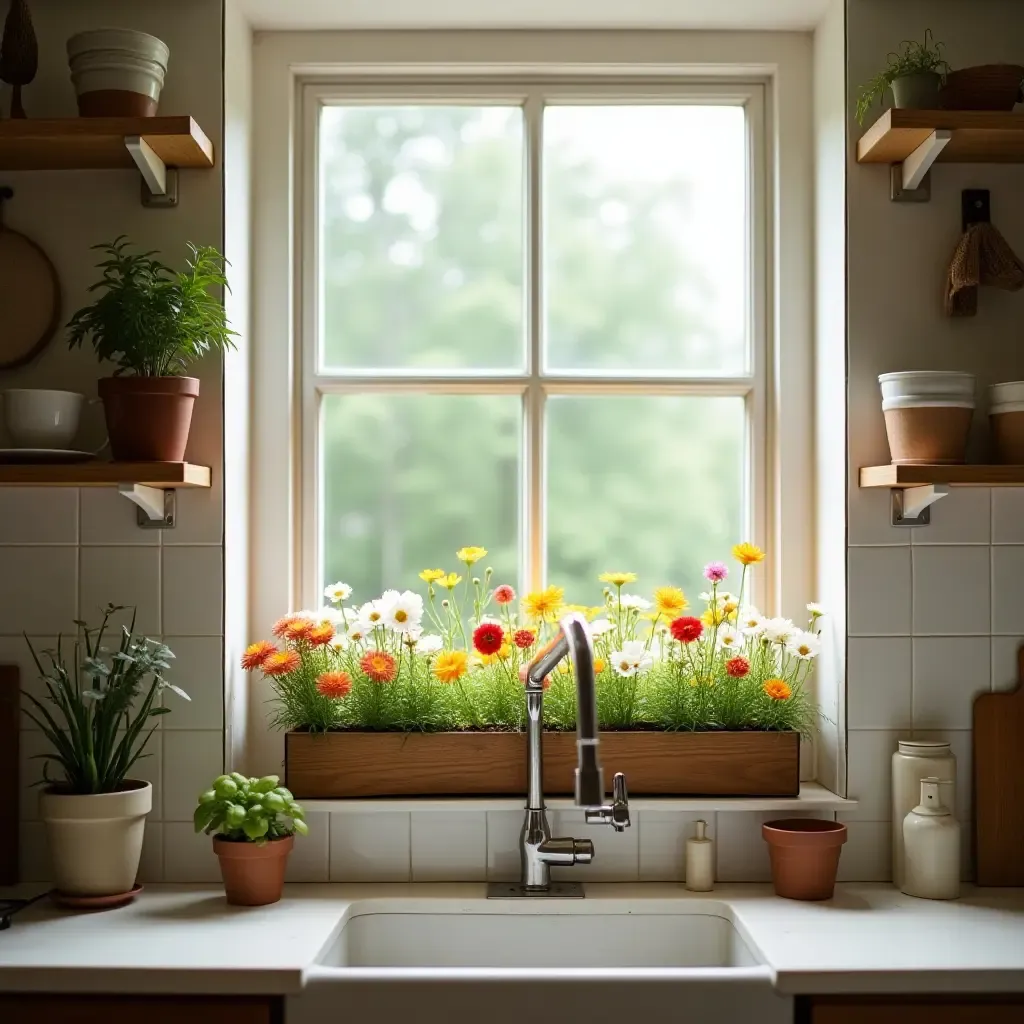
[194,773,308,843]
[856,29,949,124]
[22,605,188,794]
[67,236,236,377]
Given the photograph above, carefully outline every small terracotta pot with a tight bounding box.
[883,405,973,465]
[991,409,1024,464]
[78,91,157,117]
[213,835,293,906]
[763,818,847,901]
[98,376,199,462]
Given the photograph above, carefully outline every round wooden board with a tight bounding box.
[0,224,61,370]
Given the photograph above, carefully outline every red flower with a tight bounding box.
[725,656,750,678]
[670,616,703,643]
[513,629,536,649]
[473,622,505,655]
[308,623,335,647]
[493,584,516,605]
[316,671,352,698]
[360,650,397,683]
[241,640,276,671]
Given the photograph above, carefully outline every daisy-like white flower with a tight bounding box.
[716,626,743,650]
[739,607,767,636]
[358,600,388,630]
[414,634,443,655]
[317,606,347,628]
[807,602,826,618]
[329,632,350,650]
[763,616,796,644]
[401,625,424,648]
[610,639,654,677]
[384,590,424,633]
[347,622,368,643]
[324,581,353,604]
[787,630,821,660]
[588,617,615,636]
[619,594,652,611]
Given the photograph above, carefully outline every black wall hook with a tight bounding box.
[962,188,991,231]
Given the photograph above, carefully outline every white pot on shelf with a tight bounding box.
[879,370,975,405]
[66,29,169,117]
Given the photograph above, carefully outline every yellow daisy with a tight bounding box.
[439,573,463,590]
[598,571,637,587]
[419,568,446,583]
[653,586,688,617]
[456,546,488,565]
[433,650,468,683]
[523,585,565,621]
[732,542,765,566]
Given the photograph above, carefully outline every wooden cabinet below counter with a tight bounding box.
[805,996,1024,1023]
[0,995,282,1024]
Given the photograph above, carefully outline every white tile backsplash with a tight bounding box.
[162,729,223,822]
[991,636,1024,692]
[848,547,911,635]
[162,635,224,730]
[912,487,990,545]
[162,546,223,636]
[137,823,164,883]
[163,823,222,883]
[330,812,410,882]
[79,545,161,636]
[486,810,523,881]
[639,812,714,882]
[991,546,1024,634]
[847,637,911,730]
[912,546,990,635]
[912,637,990,730]
[836,820,890,882]
[843,730,898,822]
[80,486,160,546]
[0,546,77,635]
[18,821,51,883]
[716,810,831,883]
[0,488,78,544]
[411,811,487,881]
[285,811,330,882]
[992,489,1024,544]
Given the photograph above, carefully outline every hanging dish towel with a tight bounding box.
[945,221,1024,317]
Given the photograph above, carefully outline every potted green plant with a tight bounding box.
[857,30,949,124]
[194,773,308,906]
[67,236,236,462]
[22,606,187,898]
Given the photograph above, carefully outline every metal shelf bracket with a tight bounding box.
[118,484,176,529]
[124,135,179,208]
[891,484,949,526]
[890,129,952,202]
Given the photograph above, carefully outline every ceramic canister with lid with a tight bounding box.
[902,777,960,901]
[892,740,956,888]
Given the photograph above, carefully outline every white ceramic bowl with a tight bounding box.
[67,29,168,106]
[990,381,1024,406]
[2,389,83,449]
[879,371,975,404]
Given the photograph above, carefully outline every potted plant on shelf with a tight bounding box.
[244,543,822,800]
[856,29,949,124]
[67,236,236,462]
[22,606,187,901]
[194,773,308,906]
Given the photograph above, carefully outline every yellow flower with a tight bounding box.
[439,573,463,590]
[456,546,487,565]
[433,650,468,683]
[523,585,565,621]
[419,569,446,583]
[598,571,637,587]
[701,606,727,627]
[653,586,688,617]
[594,657,606,674]
[733,542,765,566]
[479,643,513,666]
[763,678,791,700]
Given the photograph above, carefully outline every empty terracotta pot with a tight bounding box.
[98,375,199,461]
[883,405,973,464]
[991,407,1024,464]
[213,835,293,906]
[763,818,847,901]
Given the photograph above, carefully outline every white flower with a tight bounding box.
[610,639,654,676]
[698,591,713,603]
[401,625,424,647]
[384,590,424,633]
[329,632,349,650]
[357,600,388,629]
[716,626,743,650]
[739,607,766,636]
[324,581,352,604]
[317,606,347,628]
[589,617,614,636]
[763,616,796,644]
[807,602,826,618]
[786,630,821,660]
[414,634,443,655]
[619,594,652,611]
[476,614,503,627]
[347,622,367,643]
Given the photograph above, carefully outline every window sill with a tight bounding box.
[300,782,855,813]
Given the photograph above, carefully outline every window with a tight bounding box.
[300,82,766,607]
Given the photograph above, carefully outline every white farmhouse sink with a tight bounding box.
[288,898,791,1024]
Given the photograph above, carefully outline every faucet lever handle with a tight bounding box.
[613,771,628,807]
[584,772,631,832]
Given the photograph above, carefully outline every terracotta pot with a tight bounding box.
[883,405,973,464]
[77,91,157,117]
[941,64,1024,111]
[763,818,847,901]
[991,408,1024,464]
[67,29,168,118]
[39,780,152,896]
[98,376,199,461]
[214,835,293,906]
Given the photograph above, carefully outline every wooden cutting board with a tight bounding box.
[974,644,1024,886]
[0,664,18,884]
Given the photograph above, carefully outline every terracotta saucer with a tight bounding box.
[50,884,144,910]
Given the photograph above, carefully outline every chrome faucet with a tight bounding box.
[488,612,630,898]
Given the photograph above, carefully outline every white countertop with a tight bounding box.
[1,883,1023,997]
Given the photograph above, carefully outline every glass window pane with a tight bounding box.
[546,396,745,600]
[543,105,748,375]
[319,105,525,371]
[321,394,521,600]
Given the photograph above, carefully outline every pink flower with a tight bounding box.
[493,584,516,605]
[703,561,728,583]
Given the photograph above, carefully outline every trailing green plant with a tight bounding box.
[194,773,308,843]
[856,29,949,124]
[67,236,236,377]
[22,606,187,794]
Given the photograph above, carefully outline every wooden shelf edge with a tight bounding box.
[857,108,1024,163]
[860,464,1024,488]
[0,462,211,488]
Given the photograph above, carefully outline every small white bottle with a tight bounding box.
[685,819,714,892]
[902,777,960,901]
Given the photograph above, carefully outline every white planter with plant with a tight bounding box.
[23,606,188,897]
[857,30,949,124]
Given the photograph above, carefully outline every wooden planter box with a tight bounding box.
[285,729,800,799]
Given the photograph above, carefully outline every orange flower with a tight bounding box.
[763,678,791,701]
[272,614,307,638]
[594,657,606,674]
[241,640,276,671]
[283,619,315,642]
[432,650,468,684]
[263,650,301,677]
[308,622,335,647]
[316,671,352,698]
[360,650,397,683]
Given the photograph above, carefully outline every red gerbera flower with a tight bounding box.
[493,584,516,605]
[241,640,276,671]
[317,671,352,698]
[473,622,505,655]
[513,629,536,649]
[725,656,750,678]
[670,616,704,644]
[360,650,397,683]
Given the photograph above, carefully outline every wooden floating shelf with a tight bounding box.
[0,461,211,488]
[861,464,1024,488]
[858,109,1024,165]
[0,116,214,171]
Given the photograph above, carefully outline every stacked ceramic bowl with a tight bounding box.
[67,29,169,118]
[990,381,1024,464]
[878,371,975,465]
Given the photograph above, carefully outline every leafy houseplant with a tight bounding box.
[195,774,308,906]
[857,30,949,124]
[23,606,187,897]
[67,236,235,462]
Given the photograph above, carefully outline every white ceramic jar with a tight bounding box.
[892,740,956,887]
[902,777,960,900]
[685,818,714,892]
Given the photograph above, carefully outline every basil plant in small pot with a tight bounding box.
[67,236,235,462]
[195,773,308,906]
[22,606,187,897]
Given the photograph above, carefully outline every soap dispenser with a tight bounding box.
[902,777,960,900]
[685,819,714,891]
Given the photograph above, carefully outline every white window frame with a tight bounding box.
[298,79,767,606]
